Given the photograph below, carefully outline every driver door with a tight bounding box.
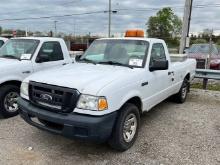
[33,41,66,72]
[142,43,172,110]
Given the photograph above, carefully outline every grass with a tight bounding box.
[191,83,220,91]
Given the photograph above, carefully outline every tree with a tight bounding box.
[147,7,182,40]
[0,26,2,35]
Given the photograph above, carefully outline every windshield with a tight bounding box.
[0,39,39,59]
[188,44,218,55]
[0,40,4,48]
[80,39,149,68]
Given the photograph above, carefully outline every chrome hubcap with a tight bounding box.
[4,92,19,113]
[123,113,137,143]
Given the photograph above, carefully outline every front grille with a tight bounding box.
[196,59,206,69]
[29,81,80,113]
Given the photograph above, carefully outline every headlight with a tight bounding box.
[20,82,29,97]
[77,94,108,111]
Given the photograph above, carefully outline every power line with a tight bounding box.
[1,3,220,22]
[0,0,82,15]
[0,11,105,21]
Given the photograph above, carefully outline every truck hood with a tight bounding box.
[25,63,135,95]
[0,58,21,68]
[0,58,30,75]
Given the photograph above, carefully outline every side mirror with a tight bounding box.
[36,54,50,63]
[149,60,169,72]
[75,55,82,62]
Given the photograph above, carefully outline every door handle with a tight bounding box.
[22,71,31,74]
[141,82,148,87]
[168,71,174,75]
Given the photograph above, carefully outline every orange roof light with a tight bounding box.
[125,29,145,37]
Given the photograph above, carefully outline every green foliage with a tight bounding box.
[0,26,2,35]
[2,29,13,34]
[191,38,207,44]
[191,83,220,91]
[147,7,182,40]
[217,39,220,46]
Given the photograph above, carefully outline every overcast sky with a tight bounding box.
[0,0,219,36]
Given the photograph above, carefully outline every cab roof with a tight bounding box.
[11,37,64,42]
[97,37,164,43]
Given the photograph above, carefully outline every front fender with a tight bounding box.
[0,76,23,85]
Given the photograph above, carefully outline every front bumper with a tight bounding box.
[18,98,117,142]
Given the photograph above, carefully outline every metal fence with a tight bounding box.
[195,69,220,90]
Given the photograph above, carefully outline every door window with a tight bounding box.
[37,42,64,62]
[150,43,166,66]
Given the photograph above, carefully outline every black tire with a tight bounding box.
[173,78,189,103]
[108,103,140,151]
[0,85,20,118]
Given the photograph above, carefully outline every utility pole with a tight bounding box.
[25,27,28,37]
[179,0,193,54]
[203,29,213,90]
[108,0,112,38]
[54,20,57,37]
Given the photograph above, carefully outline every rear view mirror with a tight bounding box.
[36,54,50,63]
[149,60,168,72]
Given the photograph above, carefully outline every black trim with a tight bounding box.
[18,98,117,142]
[141,82,148,86]
[29,81,80,113]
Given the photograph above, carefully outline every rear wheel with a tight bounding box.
[173,78,189,103]
[108,103,140,151]
[0,85,20,118]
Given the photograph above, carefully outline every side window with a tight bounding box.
[150,43,166,66]
[38,42,64,62]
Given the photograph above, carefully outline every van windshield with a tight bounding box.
[79,39,149,68]
[0,39,39,60]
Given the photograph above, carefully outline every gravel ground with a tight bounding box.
[0,89,220,165]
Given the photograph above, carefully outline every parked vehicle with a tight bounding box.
[0,37,8,47]
[188,44,220,70]
[0,37,73,118]
[18,30,196,151]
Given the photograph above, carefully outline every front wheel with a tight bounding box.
[0,85,20,118]
[108,103,140,151]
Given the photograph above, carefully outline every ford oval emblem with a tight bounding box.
[40,94,53,101]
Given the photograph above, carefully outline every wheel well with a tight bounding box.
[0,81,22,88]
[124,97,142,114]
[185,73,190,81]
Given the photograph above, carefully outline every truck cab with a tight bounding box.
[18,30,196,151]
[0,37,73,118]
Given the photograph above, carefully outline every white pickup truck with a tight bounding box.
[18,35,196,151]
[0,37,8,47]
[0,37,73,118]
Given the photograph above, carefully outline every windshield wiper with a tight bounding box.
[98,61,133,69]
[0,55,20,60]
[78,58,97,65]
